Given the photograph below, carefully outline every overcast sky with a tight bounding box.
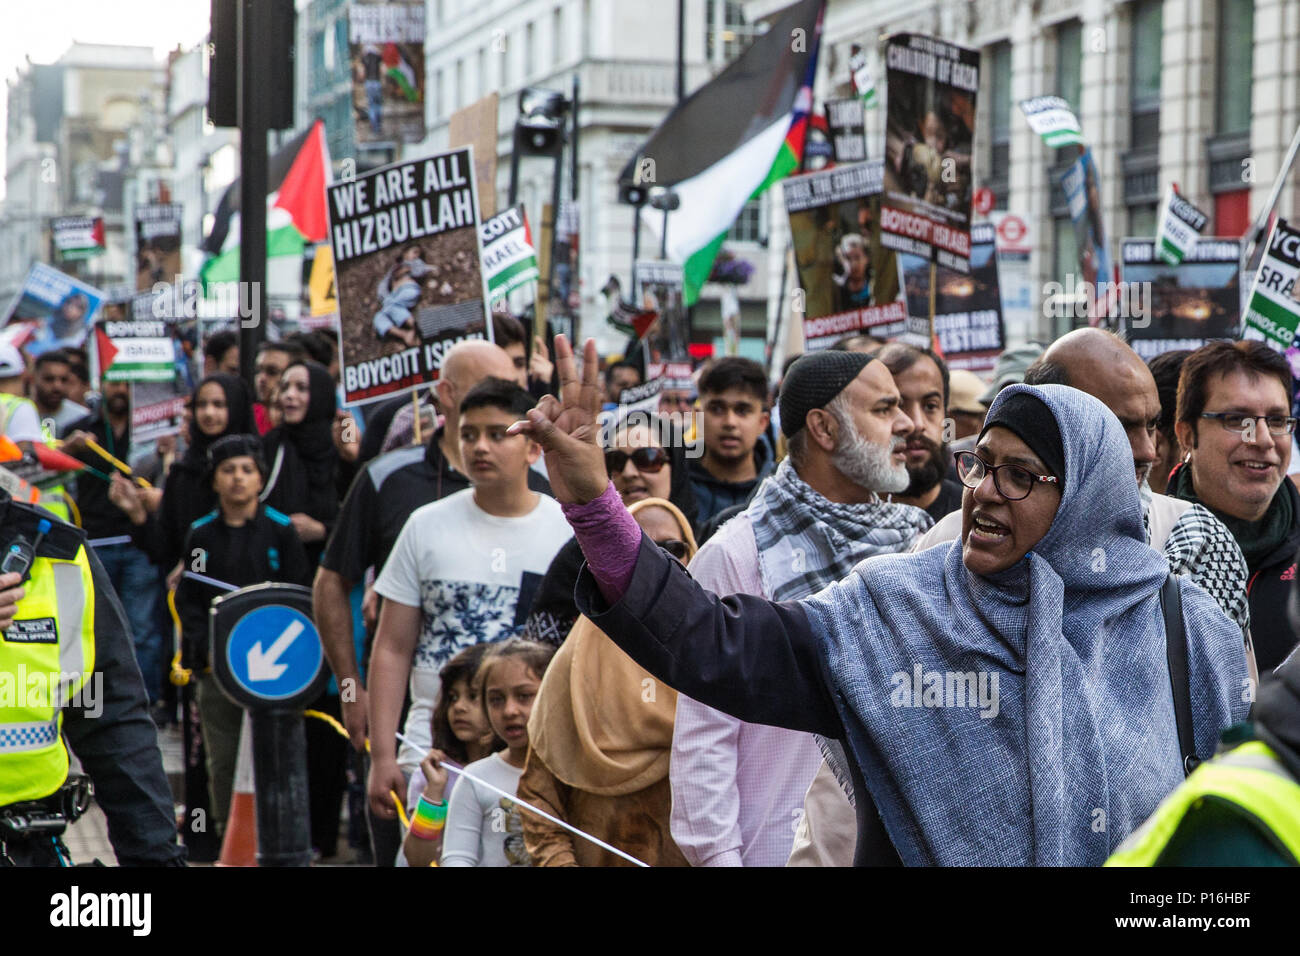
[0,0,211,200]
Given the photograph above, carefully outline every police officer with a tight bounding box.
[0,488,183,865]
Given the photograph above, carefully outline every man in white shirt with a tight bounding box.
[366,377,571,822]
[671,351,930,866]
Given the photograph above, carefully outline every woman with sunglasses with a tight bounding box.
[513,338,1250,866]
[523,417,697,646]
[518,497,698,866]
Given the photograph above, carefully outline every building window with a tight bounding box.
[525,22,535,79]
[1052,215,1080,336]
[434,68,444,118]
[1130,0,1162,149]
[553,6,565,65]
[499,43,509,91]
[1216,0,1253,136]
[988,41,1011,209]
[727,197,764,244]
[1128,203,1158,237]
[708,1,763,65]
[1052,21,1083,167]
[477,49,486,102]
[456,59,465,112]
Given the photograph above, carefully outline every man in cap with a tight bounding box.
[947,369,988,441]
[0,345,44,447]
[979,343,1045,407]
[670,350,931,866]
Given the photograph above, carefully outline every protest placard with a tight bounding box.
[1121,237,1242,359]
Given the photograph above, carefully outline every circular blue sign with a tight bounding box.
[225,604,323,702]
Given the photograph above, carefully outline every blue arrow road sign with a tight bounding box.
[225,604,323,702]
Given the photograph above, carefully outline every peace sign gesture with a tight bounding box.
[507,335,608,504]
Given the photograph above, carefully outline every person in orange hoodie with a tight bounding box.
[518,497,696,867]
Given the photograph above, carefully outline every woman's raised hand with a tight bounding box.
[507,335,607,505]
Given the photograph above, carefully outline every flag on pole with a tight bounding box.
[619,0,825,306]
[1155,183,1209,266]
[849,45,877,109]
[1019,96,1084,149]
[382,43,420,102]
[200,119,332,288]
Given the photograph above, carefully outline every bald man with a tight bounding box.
[313,339,552,865]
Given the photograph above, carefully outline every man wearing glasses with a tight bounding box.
[1170,340,1300,673]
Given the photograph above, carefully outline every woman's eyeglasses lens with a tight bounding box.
[954,452,1036,501]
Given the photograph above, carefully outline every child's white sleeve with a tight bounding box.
[439,776,482,867]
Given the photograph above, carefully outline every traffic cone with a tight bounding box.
[218,713,258,867]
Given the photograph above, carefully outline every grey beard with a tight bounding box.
[831,427,910,494]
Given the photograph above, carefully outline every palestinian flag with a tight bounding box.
[382,43,421,103]
[200,119,332,288]
[619,0,824,306]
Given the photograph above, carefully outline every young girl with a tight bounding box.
[401,644,500,867]
[439,639,555,867]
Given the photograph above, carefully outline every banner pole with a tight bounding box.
[412,389,423,446]
[928,260,937,347]
[1241,120,1300,277]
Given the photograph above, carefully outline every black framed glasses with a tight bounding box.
[605,446,669,475]
[657,539,690,561]
[1200,412,1299,437]
[954,451,1059,501]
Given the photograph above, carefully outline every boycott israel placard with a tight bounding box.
[881,33,979,273]
[329,147,489,405]
[1018,96,1084,149]
[1120,237,1241,359]
[350,0,426,145]
[50,216,105,261]
[784,159,911,350]
[94,291,184,383]
[900,222,1005,373]
[135,203,183,290]
[1243,218,1300,352]
[1155,185,1209,266]
[131,381,187,445]
[480,205,539,304]
[850,45,877,109]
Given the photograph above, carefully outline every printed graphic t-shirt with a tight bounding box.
[374,487,570,772]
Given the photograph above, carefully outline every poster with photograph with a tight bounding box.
[2,263,104,356]
[1121,237,1242,359]
[633,260,689,369]
[899,222,1005,373]
[50,216,105,262]
[349,0,426,145]
[1059,147,1113,323]
[881,33,979,273]
[329,147,489,405]
[783,159,911,350]
[134,203,183,291]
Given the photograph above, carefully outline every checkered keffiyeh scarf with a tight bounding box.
[747,459,932,604]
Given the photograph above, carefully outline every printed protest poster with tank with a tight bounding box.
[134,203,183,290]
[350,0,426,145]
[2,263,104,356]
[899,222,1005,373]
[329,146,489,405]
[881,34,979,273]
[1120,237,1241,359]
[1243,218,1300,352]
[783,159,910,350]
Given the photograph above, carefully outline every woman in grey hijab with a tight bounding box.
[513,342,1251,866]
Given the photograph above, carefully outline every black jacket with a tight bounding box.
[688,439,775,527]
[0,494,183,864]
[175,504,311,671]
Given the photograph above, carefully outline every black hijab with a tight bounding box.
[262,361,339,525]
[181,374,256,471]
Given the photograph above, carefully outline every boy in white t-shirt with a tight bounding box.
[366,377,571,822]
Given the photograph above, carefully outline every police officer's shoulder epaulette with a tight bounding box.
[191,510,220,530]
[5,499,86,560]
[263,506,293,527]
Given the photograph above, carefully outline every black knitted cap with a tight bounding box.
[980,391,1065,488]
[779,351,875,438]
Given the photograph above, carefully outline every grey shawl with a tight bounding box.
[800,384,1250,865]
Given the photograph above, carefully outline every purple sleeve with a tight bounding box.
[560,481,641,603]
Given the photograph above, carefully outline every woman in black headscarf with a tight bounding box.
[261,359,348,859]
[260,360,339,567]
[111,373,257,576]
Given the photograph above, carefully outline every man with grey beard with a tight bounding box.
[670,350,932,866]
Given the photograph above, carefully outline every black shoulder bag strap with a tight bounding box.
[1159,572,1199,776]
